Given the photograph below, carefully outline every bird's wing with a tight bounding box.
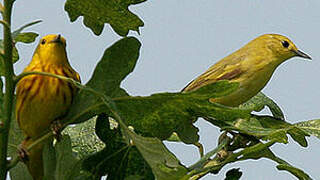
[182,55,245,92]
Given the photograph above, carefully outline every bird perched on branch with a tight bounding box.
[182,34,311,156]
[182,34,311,106]
[15,34,80,180]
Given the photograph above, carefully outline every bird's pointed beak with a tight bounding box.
[295,49,312,60]
[51,34,62,43]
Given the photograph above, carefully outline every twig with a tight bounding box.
[188,138,229,171]
[0,0,15,178]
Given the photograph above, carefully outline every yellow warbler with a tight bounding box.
[182,34,311,106]
[15,34,80,179]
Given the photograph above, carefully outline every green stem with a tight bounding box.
[188,138,229,171]
[15,71,80,86]
[0,0,14,178]
[184,140,276,180]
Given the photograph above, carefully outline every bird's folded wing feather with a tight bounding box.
[182,56,244,92]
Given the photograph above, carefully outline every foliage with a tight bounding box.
[0,1,318,180]
[64,0,146,36]
[0,20,41,75]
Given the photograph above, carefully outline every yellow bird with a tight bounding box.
[182,34,311,106]
[15,34,80,180]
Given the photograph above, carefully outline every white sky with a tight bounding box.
[12,0,320,179]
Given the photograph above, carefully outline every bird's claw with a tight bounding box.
[51,120,62,141]
[18,144,29,162]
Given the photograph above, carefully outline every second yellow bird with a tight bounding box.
[182,34,311,106]
[15,34,80,180]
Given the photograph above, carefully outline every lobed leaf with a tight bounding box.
[64,0,146,36]
[295,119,320,139]
[0,40,19,76]
[66,37,141,124]
[122,122,188,180]
[239,92,284,120]
[111,81,247,144]
[277,164,313,180]
[208,115,309,147]
[82,114,154,179]
[43,135,93,180]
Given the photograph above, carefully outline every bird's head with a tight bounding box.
[33,34,68,64]
[251,34,311,63]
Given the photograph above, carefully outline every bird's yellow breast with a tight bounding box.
[15,63,78,138]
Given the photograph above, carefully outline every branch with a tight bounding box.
[184,137,276,180]
[188,137,229,171]
[0,20,9,29]
[0,0,15,178]
[14,71,81,87]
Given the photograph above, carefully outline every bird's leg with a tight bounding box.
[50,119,63,141]
[18,138,30,162]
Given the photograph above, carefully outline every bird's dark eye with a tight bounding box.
[41,39,46,45]
[281,40,289,48]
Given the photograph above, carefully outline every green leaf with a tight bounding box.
[125,147,155,180]
[84,113,186,180]
[212,115,309,147]
[64,0,146,36]
[14,32,39,44]
[43,142,56,180]
[12,20,42,39]
[240,92,284,120]
[123,126,188,180]
[9,163,33,180]
[54,135,81,179]
[82,114,154,179]
[0,39,19,76]
[124,175,144,180]
[66,37,141,124]
[277,164,313,180]
[111,81,246,144]
[295,119,320,139]
[85,38,140,95]
[224,168,242,180]
[238,141,313,179]
[43,135,92,180]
